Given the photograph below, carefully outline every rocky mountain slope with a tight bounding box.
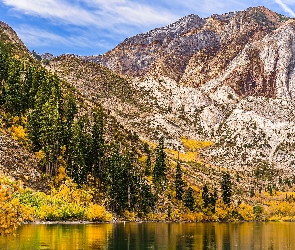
[0,21,30,56]
[0,129,49,191]
[85,7,286,82]
[77,6,295,172]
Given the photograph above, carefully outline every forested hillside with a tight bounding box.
[2,8,295,237]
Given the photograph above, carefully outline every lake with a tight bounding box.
[0,222,294,249]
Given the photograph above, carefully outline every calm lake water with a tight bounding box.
[0,222,294,249]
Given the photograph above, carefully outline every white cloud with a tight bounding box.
[15,25,112,51]
[2,0,178,32]
[2,0,99,26]
[1,0,181,54]
[274,0,295,16]
[85,0,178,27]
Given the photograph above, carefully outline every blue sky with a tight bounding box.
[0,0,294,56]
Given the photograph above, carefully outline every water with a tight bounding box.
[0,222,294,249]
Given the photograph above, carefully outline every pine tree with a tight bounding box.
[91,106,105,186]
[0,45,10,105]
[62,93,77,143]
[202,184,210,208]
[67,116,91,184]
[138,181,155,214]
[221,172,232,205]
[250,187,255,197]
[183,187,195,211]
[4,58,23,115]
[153,137,166,186]
[143,142,151,176]
[175,161,185,200]
[210,189,218,213]
[105,147,128,213]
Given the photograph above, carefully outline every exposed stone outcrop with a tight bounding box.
[0,132,49,191]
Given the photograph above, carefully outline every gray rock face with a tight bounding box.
[84,14,219,79]
[41,53,55,61]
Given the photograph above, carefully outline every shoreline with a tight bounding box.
[22,219,285,225]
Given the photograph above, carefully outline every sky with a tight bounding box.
[0,0,295,56]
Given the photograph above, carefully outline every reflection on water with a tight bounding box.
[0,222,294,249]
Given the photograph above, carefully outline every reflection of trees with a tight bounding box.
[3,222,295,249]
[203,224,216,250]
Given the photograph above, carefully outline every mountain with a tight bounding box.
[86,7,286,81]
[71,6,295,172]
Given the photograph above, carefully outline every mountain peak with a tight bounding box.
[97,7,288,80]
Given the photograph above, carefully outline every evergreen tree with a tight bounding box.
[27,71,65,176]
[175,161,185,200]
[210,189,218,213]
[0,45,10,105]
[202,184,210,208]
[183,187,195,211]
[221,172,232,205]
[143,142,151,176]
[250,187,255,197]
[153,137,166,186]
[67,115,91,184]
[91,106,105,187]
[4,58,23,115]
[62,93,77,144]
[22,64,33,110]
[105,147,130,213]
[138,181,155,214]
[122,151,136,210]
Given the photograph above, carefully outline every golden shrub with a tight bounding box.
[86,203,112,222]
[8,125,27,143]
[181,211,203,222]
[122,210,136,221]
[35,150,45,161]
[36,204,60,221]
[266,201,295,220]
[214,200,231,221]
[12,116,19,124]
[146,213,157,221]
[166,149,198,162]
[0,174,33,236]
[238,203,255,221]
[181,137,214,151]
[169,208,182,221]
[145,212,168,221]
[54,166,67,185]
